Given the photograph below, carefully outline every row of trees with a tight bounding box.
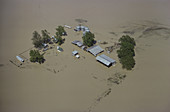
[30,50,44,64]
[32,26,66,48]
[32,30,50,48]
[117,35,136,70]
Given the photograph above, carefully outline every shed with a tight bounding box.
[72,40,83,47]
[76,41,83,47]
[72,51,78,56]
[72,40,79,45]
[16,56,24,62]
[86,45,104,56]
[96,54,116,67]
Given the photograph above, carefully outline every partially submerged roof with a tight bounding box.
[72,51,78,55]
[86,45,104,56]
[96,54,116,67]
[100,54,116,64]
[76,41,83,47]
[72,40,83,47]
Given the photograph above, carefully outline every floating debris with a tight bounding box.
[75,19,88,23]
[123,30,135,35]
[105,42,120,53]
[100,41,108,45]
[107,72,126,85]
[0,64,4,67]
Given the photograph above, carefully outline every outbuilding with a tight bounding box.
[72,51,80,59]
[96,54,116,67]
[72,40,83,47]
[86,45,104,56]
[16,56,24,62]
[72,50,78,56]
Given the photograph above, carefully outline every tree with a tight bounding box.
[55,35,63,45]
[117,35,136,70]
[41,29,50,43]
[56,26,66,36]
[82,32,95,47]
[119,35,136,46]
[29,50,44,64]
[32,31,43,48]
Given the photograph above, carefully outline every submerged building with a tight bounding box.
[86,45,104,56]
[72,40,83,47]
[96,54,116,67]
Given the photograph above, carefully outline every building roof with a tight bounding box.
[72,40,83,47]
[96,56,111,66]
[100,54,116,63]
[86,45,104,56]
[72,40,79,45]
[76,41,83,47]
[96,54,116,66]
[72,51,78,55]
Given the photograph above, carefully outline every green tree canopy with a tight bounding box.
[41,29,50,43]
[55,35,63,45]
[82,32,95,47]
[32,31,43,48]
[56,26,66,36]
[29,50,44,64]
[117,35,136,70]
[119,35,136,46]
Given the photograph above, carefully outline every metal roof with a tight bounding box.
[100,54,116,63]
[96,56,111,66]
[72,40,83,47]
[86,45,104,56]
[72,40,80,44]
[72,51,78,55]
[76,41,83,47]
[96,54,116,66]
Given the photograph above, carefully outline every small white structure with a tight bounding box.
[64,25,72,29]
[16,56,24,62]
[75,55,80,58]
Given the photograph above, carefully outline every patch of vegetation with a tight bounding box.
[29,50,45,64]
[123,30,135,35]
[82,32,95,47]
[0,64,4,67]
[100,41,108,45]
[117,35,136,70]
[75,19,88,23]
